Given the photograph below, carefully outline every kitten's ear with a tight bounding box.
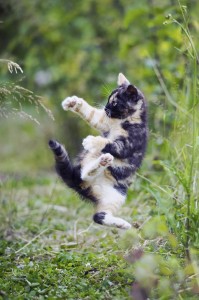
[126,84,138,96]
[117,73,130,86]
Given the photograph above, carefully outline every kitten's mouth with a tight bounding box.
[105,108,111,117]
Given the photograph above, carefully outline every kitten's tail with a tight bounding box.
[48,139,97,203]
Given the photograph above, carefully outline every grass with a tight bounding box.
[0,174,142,300]
[0,165,198,299]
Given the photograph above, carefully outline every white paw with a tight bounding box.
[117,221,132,230]
[82,135,96,151]
[62,96,82,111]
[99,153,114,167]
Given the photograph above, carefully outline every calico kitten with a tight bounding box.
[49,73,147,229]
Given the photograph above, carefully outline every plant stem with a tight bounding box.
[177,0,198,260]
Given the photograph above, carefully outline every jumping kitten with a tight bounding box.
[49,73,147,229]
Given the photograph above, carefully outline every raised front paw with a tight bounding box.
[99,153,114,167]
[82,135,96,152]
[62,96,82,111]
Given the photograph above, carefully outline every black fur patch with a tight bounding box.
[93,212,106,224]
[108,166,134,181]
[114,183,127,195]
[102,122,147,167]
[102,136,131,159]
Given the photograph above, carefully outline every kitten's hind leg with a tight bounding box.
[81,153,114,181]
[49,139,79,188]
[93,212,131,229]
[93,186,131,229]
[49,139,98,203]
[49,140,69,162]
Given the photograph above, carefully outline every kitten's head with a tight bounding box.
[105,73,145,119]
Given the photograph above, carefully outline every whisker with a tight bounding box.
[101,83,115,98]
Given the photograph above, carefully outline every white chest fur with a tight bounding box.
[106,119,127,141]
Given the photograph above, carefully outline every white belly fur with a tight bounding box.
[91,174,126,214]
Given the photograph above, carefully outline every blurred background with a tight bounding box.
[0,0,198,174]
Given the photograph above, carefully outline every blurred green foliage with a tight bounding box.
[1,0,198,156]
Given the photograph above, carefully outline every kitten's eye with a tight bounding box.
[112,101,117,107]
